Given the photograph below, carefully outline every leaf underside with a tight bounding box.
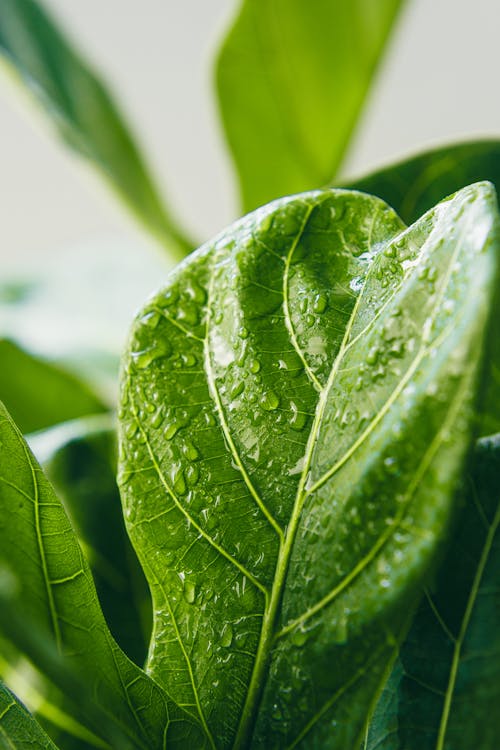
[366,434,500,750]
[119,184,499,748]
[0,401,206,749]
[0,681,57,749]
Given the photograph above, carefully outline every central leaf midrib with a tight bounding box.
[232,201,467,748]
[231,222,375,749]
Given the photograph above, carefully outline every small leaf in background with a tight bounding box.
[0,681,58,749]
[0,339,106,434]
[342,139,500,436]
[119,183,499,747]
[216,0,405,212]
[365,434,500,750]
[28,416,151,665]
[0,235,171,403]
[0,401,207,749]
[0,0,192,259]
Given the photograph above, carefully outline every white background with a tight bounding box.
[1,0,500,268]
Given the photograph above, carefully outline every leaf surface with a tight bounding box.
[0,0,191,258]
[343,140,500,435]
[0,339,106,434]
[119,184,499,748]
[28,416,151,665]
[216,0,405,212]
[365,434,500,750]
[0,681,58,749]
[0,402,207,749]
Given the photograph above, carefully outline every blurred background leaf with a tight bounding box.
[216,0,406,211]
[365,435,500,750]
[0,0,193,260]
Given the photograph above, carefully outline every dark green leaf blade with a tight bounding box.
[0,0,192,258]
[216,0,405,212]
[366,434,500,750]
[0,401,207,749]
[0,339,107,434]
[28,416,151,665]
[0,681,58,749]
[342,140,500,436]
[342,140,500,226]
[119,183,499,748]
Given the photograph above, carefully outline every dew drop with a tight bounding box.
[291,627,310,647]
[220,623,233,648]
[173,467,187,495]
[290,401,307,431]
[260,391,280,411]
[231,381,245,399]
[249,358,261,374]
[183,580,196,604]
[150,408,164,429]
[312,294,327,313]
[164,421,182,440]
[125,420,139,440]
[238,326,249,339]
[142,311,160,329]
[366,346,379,365]
[185,464,200,487]
[183,440,199,461]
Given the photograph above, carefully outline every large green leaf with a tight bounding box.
[0,0,191,259]
[0,339,107,434]
[365,434,500,750]
[216,0,405,212]
[0,401,207,748]
[119,183,499,748]
[28,415,151,665]
[0,681,57,749]
[343,140,500,435]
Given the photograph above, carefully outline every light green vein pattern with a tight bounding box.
[119,184,499,748]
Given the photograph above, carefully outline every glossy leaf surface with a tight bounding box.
[119,184,499,748]
[0,339,106,434]
[0,0,191,258]
[0,401,206,749]
[28,416,151,665]
[343,140,500,435]
[366,434,500,750]
[216,0,405,212]
[0,681,57,749]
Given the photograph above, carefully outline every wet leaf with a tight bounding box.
[0,401,207,749]
[216,0,405,211]
[0,680,58,749]
[28,416,151,665]
[343,140,500,437]
[119,183,499,748]
[365,434,500,750]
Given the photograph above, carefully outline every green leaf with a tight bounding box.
[0,235,171,402]
[365,434,500,750]
[216,0,405,212]
[0,0,192,259]
[343,140,500,226]
[0,681,58,749]
[119,183,499,748]
[28,415,151,665]
[342,140,500,435]
[0,339,107,434]
[0,401,207,749]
